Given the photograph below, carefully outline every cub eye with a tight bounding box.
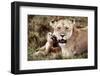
[57,27,61,30]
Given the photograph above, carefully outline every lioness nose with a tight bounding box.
[60,34,65,37]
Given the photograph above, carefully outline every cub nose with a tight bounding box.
[60,34,65,37]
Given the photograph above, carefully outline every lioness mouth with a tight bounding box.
[58,39,67,43]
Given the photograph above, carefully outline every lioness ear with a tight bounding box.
[70,19,75,25]
[50,21,55,27]
[49,20,56,28]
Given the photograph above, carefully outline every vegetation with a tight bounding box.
[28,15,88,61]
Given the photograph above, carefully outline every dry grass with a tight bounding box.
[28,15,88,61]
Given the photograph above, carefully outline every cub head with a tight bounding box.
[47,32,57,43]
[50,19,74,44]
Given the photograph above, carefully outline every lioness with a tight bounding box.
[50,18,87,58]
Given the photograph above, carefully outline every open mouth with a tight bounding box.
[58,39,67,43]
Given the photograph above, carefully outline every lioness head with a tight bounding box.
[50,19,74,44]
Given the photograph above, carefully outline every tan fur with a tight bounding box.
[50,19,87,58]
[33,32,61,59]
[34,18,87,59]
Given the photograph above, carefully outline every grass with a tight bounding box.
[28,46,87,61]
[28,15,88,61]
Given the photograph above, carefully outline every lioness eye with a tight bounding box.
[65,27,68,29]
[57,27,61,30]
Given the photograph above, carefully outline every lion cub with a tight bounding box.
[33,32,61,59]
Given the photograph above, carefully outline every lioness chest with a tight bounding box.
[59,44,74,58]
[59,29,87,58]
